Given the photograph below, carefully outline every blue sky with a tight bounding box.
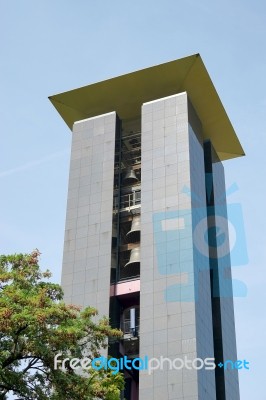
[1,1,265,398]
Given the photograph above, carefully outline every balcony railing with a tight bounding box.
[123,319,140,337]
[120,191,141,210]
[113,191,141,212]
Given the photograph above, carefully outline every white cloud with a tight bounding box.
[0,149,70,178]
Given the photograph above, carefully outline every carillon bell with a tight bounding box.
[125,247,140,268]
[126,215,141,243]
[123,168,138,185]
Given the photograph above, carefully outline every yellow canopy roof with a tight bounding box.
[49,54,244,161]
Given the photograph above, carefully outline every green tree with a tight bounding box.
[0,250,124,400]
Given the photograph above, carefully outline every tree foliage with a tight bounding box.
[0,250,124,400]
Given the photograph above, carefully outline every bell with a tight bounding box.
[123,168,138,185]
[125,247,140,268]
[126,215,141,243]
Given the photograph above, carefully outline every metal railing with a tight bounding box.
[113,191,141,211]
[120,191,141,209]
[123,319,140,337]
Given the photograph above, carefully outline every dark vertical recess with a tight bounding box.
[111,116,122,283]
[109,116,122,356]
[204,140,226,400]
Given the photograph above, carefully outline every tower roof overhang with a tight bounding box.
[49,54,244,161]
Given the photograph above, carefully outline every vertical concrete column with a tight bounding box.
[140,93,216,400]
[61,112,117,322]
